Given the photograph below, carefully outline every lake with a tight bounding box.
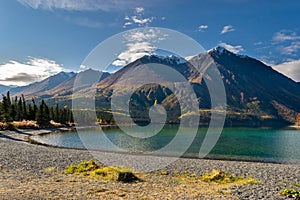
[31,126,300,164]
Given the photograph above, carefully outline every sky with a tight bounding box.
[0,0,300,86]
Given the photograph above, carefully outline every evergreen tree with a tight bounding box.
[17,97,23,121]
[27,104,34,120]
[32,99,38,120]
[22,94,27,119]
[36,100,50,127]
[0,98,3,122]
[0,93,73,127]
[6,91,11,107]
[10,104,17,121]
[1,94,12,122]
[49,107,55,122]
[55,104,59,122]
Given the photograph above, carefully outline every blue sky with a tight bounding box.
[0,0,300,85]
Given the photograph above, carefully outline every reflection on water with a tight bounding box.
[31,126,300,163]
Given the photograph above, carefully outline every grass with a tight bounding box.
[2,162,264,199]
[63,161,262,198]
[279,181,300,199]
[291,182,300,188]
[0,122,15,130]
[200,169,260,185]
[12,120,39,129]
[65,160,140,183]
[280,188,300,198]
[2,120,71,130]
[160,169,260,198]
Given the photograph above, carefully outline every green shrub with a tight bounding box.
[117,171,139,182]
[65,160,99,174]
[201,169,237,183]
[280,188,300,198]
[65,160,140,183]
[200,169,260,184]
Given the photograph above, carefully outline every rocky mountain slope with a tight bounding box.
[7,47,300,126]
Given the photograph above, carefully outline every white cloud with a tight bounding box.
[281,41,300,55]
[272,60,300,82]
[220,25,235,34]
[219,42,244,54]
[112,29,166,67]
[0,57,63,86]
[123,22,132,28]
[17,0,141,11]
[132,16,153,25]
[271,30,300,56]
[273,30,300,42]
[198,25,208,32]
[135,7,144,13]
[123,7,155,28]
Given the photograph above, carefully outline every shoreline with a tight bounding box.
[3,127,300,166]
[1,128,300,199]
[26,126,300,165]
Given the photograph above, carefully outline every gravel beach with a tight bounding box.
[1,129,300,199]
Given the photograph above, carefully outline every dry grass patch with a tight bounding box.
[200,169,260,185]
[12,120,39,129]
[0,122,15,130]
[280,188,300,198]
[65,160,140,183]
[62,161,261,199]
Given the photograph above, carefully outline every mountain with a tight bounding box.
[9,47,300,126]
[10,71,76,98]
[207,47,300,125]
[0,84,11,95]
[9,69,110,108]
[90,47,300,126]
[40,69,110,98]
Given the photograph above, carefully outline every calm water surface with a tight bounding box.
[31,126,300,163]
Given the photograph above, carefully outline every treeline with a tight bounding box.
[0,92,73,127]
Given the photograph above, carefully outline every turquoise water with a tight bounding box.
[31,126,300,163]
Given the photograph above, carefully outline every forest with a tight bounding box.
[0,92,73,129]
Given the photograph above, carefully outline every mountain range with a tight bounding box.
[2,46,300,126]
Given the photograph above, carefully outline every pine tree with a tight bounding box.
[54,104,59,122]
[22,94,27,119]
[1,94,12,122]
[32,99,38,120]
[27,104,34,120]
[50,107,54,122]
[0,102,2,121]
[36,100,50,127]
[10,104,16,121]
[0,94,73,127]
[6,91,11,107]
[17,97,23,121]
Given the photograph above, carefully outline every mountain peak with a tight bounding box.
[139,54,186,65]
[208,46,250,60]
[209,46,233,55]
[56,71,75,78]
